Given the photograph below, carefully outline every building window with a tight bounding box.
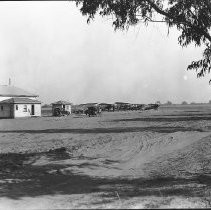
[0,106,3,111]
[16,105,18,110]
[23,105,27,112]
[63,105,65,109]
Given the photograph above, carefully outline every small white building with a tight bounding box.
[0,85,41,118]
[52,100,72,116]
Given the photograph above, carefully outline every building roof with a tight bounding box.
[0,97,41,104]
[52,100,72,105]
[98,103,112,105]
[77,103,99,108]
[79,103,98,106]
[115,102,130,105]
[0,85,38,97]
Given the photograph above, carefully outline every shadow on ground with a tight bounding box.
[0,148,210,203]
[0,126,203,134]
[110,116,211,123]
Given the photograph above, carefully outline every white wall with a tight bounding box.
[65,105,72,113]
[0,104,12,118]
[34,104,41,116]
[14,104,41,118]
[14,104,30,118]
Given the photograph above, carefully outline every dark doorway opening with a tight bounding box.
[31,104,35,115]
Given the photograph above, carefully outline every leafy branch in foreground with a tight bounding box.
[75,0,211,83]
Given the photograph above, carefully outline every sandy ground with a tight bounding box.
[0,105,211,209]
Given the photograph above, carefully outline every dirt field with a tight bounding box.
[1,104,211,209]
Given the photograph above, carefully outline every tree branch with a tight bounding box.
[143,0,211,42]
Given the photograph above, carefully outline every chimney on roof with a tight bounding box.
[9,78,11,86]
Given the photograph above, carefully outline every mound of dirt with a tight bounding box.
[121,131,211,178]
[52,131,211,180]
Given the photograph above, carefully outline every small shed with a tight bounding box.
[0,97,41,118]
[51,100,72,116]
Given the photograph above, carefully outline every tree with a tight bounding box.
[181,101,188,105]
[166,101,172,105]
[41,104,52,108]
[75,0,211,83]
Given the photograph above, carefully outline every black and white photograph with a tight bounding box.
[0,0,211,209]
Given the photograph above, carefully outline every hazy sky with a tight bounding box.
[0,1,210,104]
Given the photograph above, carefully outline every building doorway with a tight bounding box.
[31,104,35,115]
